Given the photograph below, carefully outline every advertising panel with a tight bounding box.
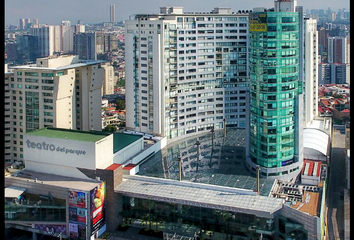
[249,13,267,32]
[69,207,87,224]
[68,189,88,240]
[68,190,87,208]
[90,182,106,234]
[69,223,78,239]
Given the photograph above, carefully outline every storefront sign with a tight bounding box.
[25,140,86,156]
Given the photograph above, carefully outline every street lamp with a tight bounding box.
[210,126,215,147]
[195,140,201,173]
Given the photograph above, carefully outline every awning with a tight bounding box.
[5,186,26,198]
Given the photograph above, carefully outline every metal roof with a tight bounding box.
[5,186,26,198]
[303,128,330,156]
[115,175,284,218]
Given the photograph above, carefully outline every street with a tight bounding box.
[327,126,346,240]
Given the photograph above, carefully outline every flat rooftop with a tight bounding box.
[137,128,276,196]
[113,133,143,153]
[26,127,110,142]
[290,191,320,216]
[116,175,284,218]
[5,169,100,191]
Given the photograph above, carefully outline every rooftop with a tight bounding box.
[5,169,100,191]
[116,175,284,218]
[26,127,110,142]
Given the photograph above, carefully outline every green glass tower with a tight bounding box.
[247,2,304,179]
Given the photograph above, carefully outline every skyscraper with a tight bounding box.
[248,0,303,179]
[110,4,116,22]
[125,7,249,142]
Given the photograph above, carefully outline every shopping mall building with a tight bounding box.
[5,127,327,240]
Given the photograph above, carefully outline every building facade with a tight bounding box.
[4,55,105,164]
[247,0,303,179]
[125,7,249,142]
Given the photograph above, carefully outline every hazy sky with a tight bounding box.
[5,0,350,26]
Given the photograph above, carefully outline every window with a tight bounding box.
[25,72,38,76]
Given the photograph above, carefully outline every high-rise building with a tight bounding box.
[110,4,115,22]
[4,55,105,163]
[61,21,74,53]
[331,63,350,84]
[303,18,319,126]
[125,7,249,142]
[30,25,55,57]
[318,63,331,85]
[16,35,39,64]
[328,36,350,64]
[73,32,98,60]
[248,0,303,179]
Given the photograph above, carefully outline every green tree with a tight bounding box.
[116,99,125,110]
[103,125,116,132]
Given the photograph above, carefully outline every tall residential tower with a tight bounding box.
[125,7,250,142]
[4,55,105,164]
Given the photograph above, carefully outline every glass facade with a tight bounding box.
[249,12,300,170]
[25,91,40,131]
[5,193,66,222]
[120,196,307,240]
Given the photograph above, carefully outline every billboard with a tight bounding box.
[69,207,87,224]
[68,190,87,208]
[90,181,106,234]
[249,13,267,32]
[68,190,88,240]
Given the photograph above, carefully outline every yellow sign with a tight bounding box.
[249,23,267,32]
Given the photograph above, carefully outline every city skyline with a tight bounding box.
[5,0,350,26]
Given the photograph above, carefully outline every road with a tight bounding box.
[327,126,346,240]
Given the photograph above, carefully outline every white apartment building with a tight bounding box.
[4,55,105,164]
[125,6,249,142]
[304,18,319,126]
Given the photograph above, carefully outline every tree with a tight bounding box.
[103,125,116,132]
[116,99,125,110]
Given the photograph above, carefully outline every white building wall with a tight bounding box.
[54,70,76,129]
[23,134,112,179]
[113,138,144,164]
